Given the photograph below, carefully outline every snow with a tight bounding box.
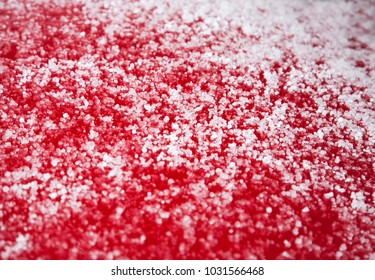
[3,129,13,141]
[0,0,374,260]
[302,207,310,213]
[51,158,59,167]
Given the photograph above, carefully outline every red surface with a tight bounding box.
[0,0,374,259]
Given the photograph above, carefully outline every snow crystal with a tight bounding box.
[144,104,153,112]
[1,234,30,259]
[222,192,233,204]
[51,158,59,167]
[351,191,367,212]
[49,192,58,199]
[262,155,272,164]
[139,235,146,244]
[115,207,124,219]
[284,240,291,248]
[44,120,57,129]
[339,243,347,251]
[182,215,192,227]
[295,238,302,245]
[336,251,343,258]
[89,129,99,139]
[169,89,182,101]
[102,116,113,122]
[324,192,334,199]
[1,0,374,260]
[316,129,324,139]
[85,141,95,152]
[3,129,13,140]
[160,211,170,219]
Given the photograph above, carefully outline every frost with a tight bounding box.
[316,129,324,139]
[144,104,153,112]
[51,158,59,167]
[85,141,95,152]
[115,207,124,219]
[1,0,374,260]
[1,234,30,259]
[139,235,146,244]
[324,192,334,199]
[284,240,291,248]
[49,192,58,199]
[3,129,13,140]
[169,89,182,101]
[339,243,347,251]
[262,155,272,164]
[89,129,99,139]
[182,215,192,227]
[295,237,302,245]
[351,191,367,212]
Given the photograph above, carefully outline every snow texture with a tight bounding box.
[0,0,374,259]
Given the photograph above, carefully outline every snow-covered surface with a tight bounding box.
[0,0,374,259]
